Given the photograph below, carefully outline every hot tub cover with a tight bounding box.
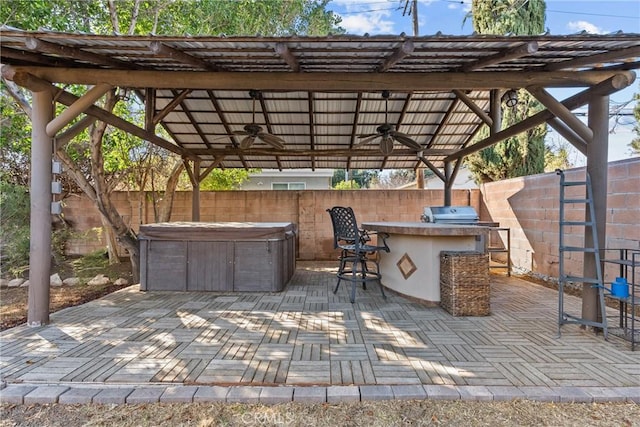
[138,222,296,241]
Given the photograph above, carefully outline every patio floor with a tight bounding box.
[1,262,639,404]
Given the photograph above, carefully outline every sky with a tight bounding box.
[327,0,640,163]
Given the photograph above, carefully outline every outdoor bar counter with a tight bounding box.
[361,222,489,303]
[139,222,296,292]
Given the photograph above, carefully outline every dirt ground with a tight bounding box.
[0,259,133,330]
[1,400,638,426]
[1,262,639,426]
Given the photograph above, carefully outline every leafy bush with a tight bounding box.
[0,181,31,276]
[333,180,361,190]
[0,181,72,277]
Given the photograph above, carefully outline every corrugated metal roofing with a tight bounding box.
[1,28,638,170]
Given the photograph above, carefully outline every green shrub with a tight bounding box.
[0,181,31,277]
[0,181,72,277]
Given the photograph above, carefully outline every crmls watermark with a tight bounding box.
[239,411,296,425]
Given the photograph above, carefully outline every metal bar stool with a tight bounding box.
[326,206,389,303]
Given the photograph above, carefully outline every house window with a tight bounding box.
[272,182,306,190]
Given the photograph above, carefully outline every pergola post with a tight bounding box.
[443,161,453,206]
[490,89,502,134]
[192,159,200,221]
[27,89,53,326]
[582,94,610,322]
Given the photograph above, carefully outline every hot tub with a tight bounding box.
[139,222,296,292]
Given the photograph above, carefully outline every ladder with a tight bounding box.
[556,169,607,339]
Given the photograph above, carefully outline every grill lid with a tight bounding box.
[421,206,479,223]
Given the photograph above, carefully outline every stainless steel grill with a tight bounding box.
[421,206,480,224]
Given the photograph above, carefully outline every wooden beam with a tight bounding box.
[4,71,193,159]
[183,158,197,186]
[27,89,53,326]
[307,91,315,169]
[547,117,588,155]
[598,60,640,71]
[378,40,414,72]
[172,89,212,148]
[0,46,77,67]
[46,83,111,137]
[153,89,192,125]
[583,94,610,323]
[199,157,223,181]
[417,154,445,182]
[207,90,250,169]
[25,37,136,69]
[149,41,217,71]
[4,65,627,90]
[54,115,96,149]
[191,159,200,222]
[444,72,635,161]
[443,161,456,206]
[462,41,538,72]
[448,158,463,186]
[544,45,640,71]
[427,93,458,149]
[528,85,593,143]
[490,89,502,134]
[275,43,300,72]
[189,147,457,157]
[452,89,492,126]
[144,88,155,132]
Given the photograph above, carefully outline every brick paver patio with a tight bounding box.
[1,262,638,404]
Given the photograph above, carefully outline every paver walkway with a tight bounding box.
[1,262,639,404]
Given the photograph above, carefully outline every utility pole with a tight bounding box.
[403,0,425,189]
[402,0,419,36]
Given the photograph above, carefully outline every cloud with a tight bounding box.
[340,14,395,35]
[567,20,606,34]
[331,0,397,35]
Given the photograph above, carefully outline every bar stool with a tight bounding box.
[326,206,389,303]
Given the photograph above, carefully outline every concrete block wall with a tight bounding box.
[62,157,637,284]
[63,188,478,261]
[480,157,640,283]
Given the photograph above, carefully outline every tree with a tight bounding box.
[544,138,574,172]
[0,0,344,280]
[0,82,31,186]
[465,0,548,183]
[331,169,378,188]
[370,169,416,189]
[630,90,640,155]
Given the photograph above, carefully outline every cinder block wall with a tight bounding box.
[480,157,640,282]
[63,189,478,260]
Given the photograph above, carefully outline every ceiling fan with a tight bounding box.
[355,90,422,155]
[229,90,286,150]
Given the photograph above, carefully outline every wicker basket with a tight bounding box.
[440,251,490,316]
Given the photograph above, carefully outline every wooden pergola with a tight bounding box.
[1,28,638,325]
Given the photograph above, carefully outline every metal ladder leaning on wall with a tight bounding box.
[556,169,608,339]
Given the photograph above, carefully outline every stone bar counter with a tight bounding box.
[361,222,490,303]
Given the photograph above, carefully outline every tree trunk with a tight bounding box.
[116,231,140,283]
[88,90,141,280]
[156,160,184,222]
[101,213,121,264]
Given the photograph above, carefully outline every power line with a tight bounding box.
[546,9,639,20]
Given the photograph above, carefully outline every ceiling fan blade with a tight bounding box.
[212,134,235,141]
[355,134,380,146]
[240,135,256,149]
[379,137,394,155]
[259,133,286,150]
[232,130,250,136]
[392,132,422,150]
[357,133,378,139]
